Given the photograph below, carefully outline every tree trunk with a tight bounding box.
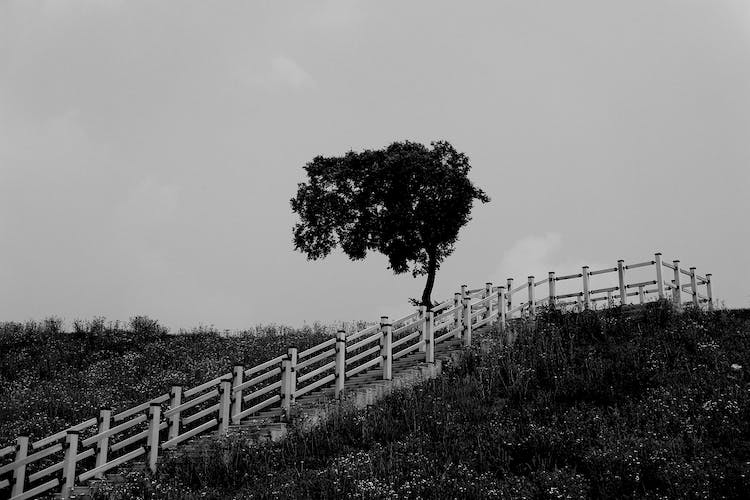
[421,251,438,311]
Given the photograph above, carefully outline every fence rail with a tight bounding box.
[0,251,713,500]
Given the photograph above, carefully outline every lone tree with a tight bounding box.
[291,140,489,310]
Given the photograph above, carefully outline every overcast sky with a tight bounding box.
[1,0,748,332]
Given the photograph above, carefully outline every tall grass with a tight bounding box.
[97,302,750,499]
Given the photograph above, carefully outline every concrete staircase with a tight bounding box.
[189,337,469,449]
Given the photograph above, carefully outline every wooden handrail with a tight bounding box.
[80,415,146,448]
[624,260,655,270]
[391,330,421,350]
[242,381,282,403]
[346,331,381,353]
[589,266,617,276]
[393,318,423,336]
[347,324,379,342]
[555,272,582,281]
[114,395,168,423]
[297,361,335,384]
[183,375,230,398]
[163,389,219,418]
[244,355,286,377]
[32,419,97,449]
[345,345,380,366]
[297,349,335,370]
[234,367,282,393]
[298,338,336,359]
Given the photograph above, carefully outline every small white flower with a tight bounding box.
[731,364,743,371]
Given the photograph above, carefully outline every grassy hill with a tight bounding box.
[3,303,749,498]
[89,303,750,499]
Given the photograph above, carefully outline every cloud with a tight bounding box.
[7,0,124,18]
[308,0,364,29]
[117,177,181,228]
[0,109,93,172]
[494,232,609,286]
[495,232,562,282]
[0,108,117,234]
[112,177,182,280]
[244,55,315,91]
[270,56,315,89]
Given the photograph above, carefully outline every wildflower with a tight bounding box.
[731,363,742,371]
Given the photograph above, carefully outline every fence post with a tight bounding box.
[576,294,583,312]
[281,348,298,420]
[506,278,513,317]
[418,307,427,353]
[146,403,161,474]
[527,276,535,319]
[460,284,468,332]
[168,385,182,441]
[61,430,79,499]
[424,310,435,363]
[617,260,626,306]
[218,379,232,436]
[335,329,346,397]
[94,408,112,478]
[380,317,392,380]
[638,285,645,305]
[548,272,556,309]
[231,366,243,424]
[498,286,507,333]
[11,435,28,498]
[453,292,462,338]
[706,274,714,311]
[654,252,665,299]
[690,267,699,307]
[672,260,682,311]
[607,290,613,308]
[485,282,493,320]
[462,294,472,347]
[581,266,590,309]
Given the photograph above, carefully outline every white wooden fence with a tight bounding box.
[500,252,714,322]
[0,252,713,499]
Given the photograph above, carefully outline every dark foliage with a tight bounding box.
[291,141,489,309]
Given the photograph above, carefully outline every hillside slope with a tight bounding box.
[96,303,750,499]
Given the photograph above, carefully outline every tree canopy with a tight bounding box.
[291,140,489,309]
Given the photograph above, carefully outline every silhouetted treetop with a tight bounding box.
[291,140,489,309]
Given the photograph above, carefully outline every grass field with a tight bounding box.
[3,303,749,498]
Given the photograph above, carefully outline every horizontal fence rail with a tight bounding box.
[0,252,713,499]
